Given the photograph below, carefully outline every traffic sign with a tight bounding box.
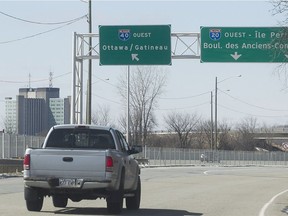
[99,25,171,65]
[200,27,288,63]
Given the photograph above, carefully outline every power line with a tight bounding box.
[0,72,71,83]
[54,72,71,79]
[91,93,121,105]
[156,101,210,111]
[219,104,288,118]
[0,10,87,25]
[0,17,86,44]
[159,91,210,100]
[92,74,116,87]
[219,89,288,112]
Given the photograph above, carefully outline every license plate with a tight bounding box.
[59,178,83,188]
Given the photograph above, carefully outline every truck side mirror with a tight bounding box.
[128,145,143,155]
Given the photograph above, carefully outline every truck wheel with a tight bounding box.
[126,176,141,210]
[24,187,43,212]
[52,195,68,208]
[107,171,124,214]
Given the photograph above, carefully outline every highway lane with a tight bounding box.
[1,166,288,216]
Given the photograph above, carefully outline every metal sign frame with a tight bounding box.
[71,32,200,124]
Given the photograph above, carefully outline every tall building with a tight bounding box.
[16,95,45,135]
[49,97,71,127]
[4,97,16,134]
[5,87,70,135]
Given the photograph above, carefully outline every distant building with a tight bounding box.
[16,95,45,135]
[49,97,71,126]
[5,87,70,135]
[5,97,17,134]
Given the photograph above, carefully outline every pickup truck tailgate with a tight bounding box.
[29,149,107,179]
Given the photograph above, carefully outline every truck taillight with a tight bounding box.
[23,154,30,170]
[106,156,113,172]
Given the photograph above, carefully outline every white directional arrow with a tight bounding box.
[285,54,288,59]
[230,52,242,61]
[131,54,139,61]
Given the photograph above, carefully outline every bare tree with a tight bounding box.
[270,1,288,86]
[118,114,127,133]
[164,112,200,148]
[217,120,232,150]
[118,66,167,146]
[196,120,213,149]
[272,0,288,22]
[235,117,258,150]
[255,123,276,150]
[92,105,115,127]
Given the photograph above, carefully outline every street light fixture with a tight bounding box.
[214,75,241,150]
[92,78,109,85]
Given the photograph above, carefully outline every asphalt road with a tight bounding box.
[1,166,288,216]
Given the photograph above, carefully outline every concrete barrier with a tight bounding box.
[0,159,23,173]
[136,158,149,166]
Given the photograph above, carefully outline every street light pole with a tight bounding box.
[210,91,214,150]
[86,0,92,124]
[127,66,130,144]
[214,77,218,150]
[214,75,241,149]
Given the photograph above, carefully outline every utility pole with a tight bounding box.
[127,66,130,144]
[215,77,218,150]
[214,75,241,150]
[87,0,92,124]
[210,91,214,150]
[86,0,92,124]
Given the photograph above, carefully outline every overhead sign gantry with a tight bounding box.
[72,26,288,123]
[71,29,200,124]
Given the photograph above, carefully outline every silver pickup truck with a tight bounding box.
[23,124,142,214]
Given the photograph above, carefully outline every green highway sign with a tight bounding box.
[200,27,288,63]
[99,25,171,65]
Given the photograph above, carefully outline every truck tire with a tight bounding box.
[24,187,43,212]
[126,176,141,210]
[107,171,124,214]
[52,195,68,208]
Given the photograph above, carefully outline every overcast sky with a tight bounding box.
[0,0,287,130]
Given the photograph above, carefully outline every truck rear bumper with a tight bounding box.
[24,178,113,190]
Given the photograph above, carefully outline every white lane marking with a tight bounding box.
[259,189,288,216]
[203,171,209,175]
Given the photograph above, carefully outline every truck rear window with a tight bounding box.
[46,128,115,149]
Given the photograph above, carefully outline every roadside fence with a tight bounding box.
[137,147,288,167]
[0,133,45,159]
[1,133,288,167]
